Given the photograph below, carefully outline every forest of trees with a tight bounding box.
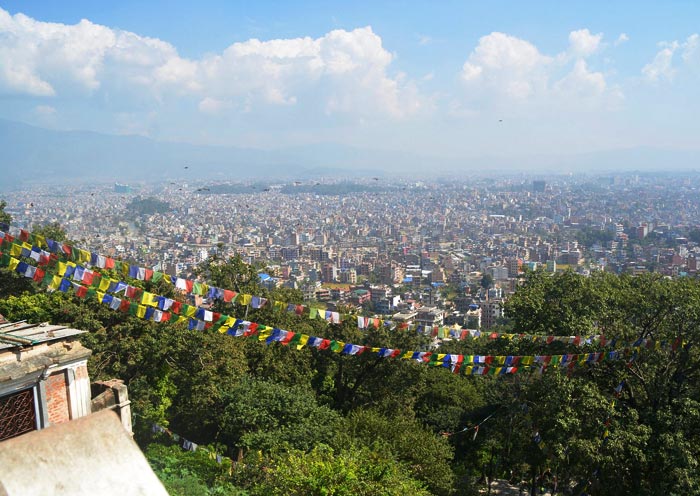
[0,221,699,495]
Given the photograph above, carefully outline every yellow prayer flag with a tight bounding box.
[57,261,67,276]
[8,256,20,271]
[141,291,154,306]
[49,275,61,290]
[297,335,310,350]
[9,243,22,257]
[184,306,196,317]
[98,277,112,292]
[241,294,252,306]
[96,291,104,302]
[34,234,46,249]
[218,326,230,334]
[136,305,147,318]
[79,249,91,264]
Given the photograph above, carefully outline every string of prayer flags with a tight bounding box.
[0,247,670,381]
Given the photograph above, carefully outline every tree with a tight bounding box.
[0,200,11,225]
[234,445,431,496]
[480,273,493,291]
[219,378,341,453]
[145,443,244,496]
[338,409,455,495]
[32,221,71,242]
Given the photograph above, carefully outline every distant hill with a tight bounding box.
[1,118,699,189]
[0,119,404,189]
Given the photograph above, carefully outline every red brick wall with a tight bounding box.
[46,371,70,424]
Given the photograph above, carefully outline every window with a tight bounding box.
[0,388,38,441]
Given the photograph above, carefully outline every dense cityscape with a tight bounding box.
[5,172,700,332]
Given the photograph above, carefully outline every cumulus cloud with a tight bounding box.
[0,8,420,118]
[568,29,603,57]
[554,59,606,97]
[642,42,679,82]
[34,105,56,117]
[682,33,699,66]
[460,29,617,106]
[642,34,700,82]
[461,32,552,99]
[615,33,629,46]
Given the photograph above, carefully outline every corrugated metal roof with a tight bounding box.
[0,322,86,351]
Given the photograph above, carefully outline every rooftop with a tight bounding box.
[0,322,86,352]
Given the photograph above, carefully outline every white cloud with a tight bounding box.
[34,104,56,116]
[0,8,420,119]
[198,97,228,114]
[682,33,699,65]
[458,30,619,111]
[568,29,603,57]
[642,42,679,82]
[642,34,700,82]
[460,32,552,99]
[554,59,606,97]
[615,33,629,46]
[418,35,432,46]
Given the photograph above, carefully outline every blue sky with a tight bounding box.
[1,1,699,163]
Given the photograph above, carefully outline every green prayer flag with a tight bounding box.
[288,333,302,347]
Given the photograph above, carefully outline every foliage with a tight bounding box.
[126,196,172,216]
[2,255,700,495]
[146,444,246,495]
[233,445,431,496]
[338,409,455,495]
[219,377,342,452]
[0,200,11,224]
[32,221,71,243]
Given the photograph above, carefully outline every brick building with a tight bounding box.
[0,321,131,442]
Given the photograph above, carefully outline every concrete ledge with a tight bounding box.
[0,410,167,496]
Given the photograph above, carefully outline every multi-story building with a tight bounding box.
[479,300,503,330]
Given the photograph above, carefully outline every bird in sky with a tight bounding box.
[184,165,189,169]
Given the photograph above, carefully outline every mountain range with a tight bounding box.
[1,118,699,190]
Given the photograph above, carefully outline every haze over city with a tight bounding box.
[1,0,700,179]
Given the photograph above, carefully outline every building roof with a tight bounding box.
[0,322,86,352]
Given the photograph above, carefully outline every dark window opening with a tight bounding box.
[0,388,37,441]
